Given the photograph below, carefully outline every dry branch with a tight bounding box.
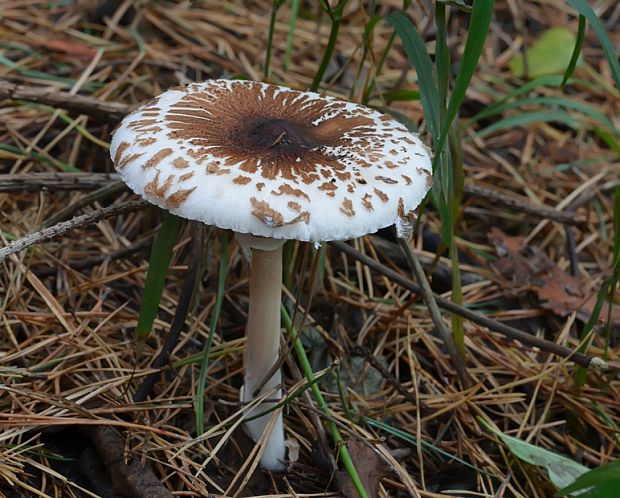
[0,172,121,192]
[0,80,133,122]
[332,240,598,369]
[0,201,147,263]
[463,184,582,225]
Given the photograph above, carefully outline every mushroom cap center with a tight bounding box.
[245,118,314,151]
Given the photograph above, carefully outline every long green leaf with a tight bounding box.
[472,96,620,138]
[565,0,620,90]
[437,0,494,157]
[561,15,586,88]
[387,12,440,145]
[475,110,580,137]
[135,212,181,342]
[480,417,589,489]
[556,459,620,498]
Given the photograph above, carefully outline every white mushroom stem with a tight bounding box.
[238,235,286,471]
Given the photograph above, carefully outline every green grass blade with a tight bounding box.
[436,0,494,160]
[264,0,285,80]
[0,143,79,172]
[387,11,440,145]
[561,14,586,88]
[281,305,369,498]
[474,110,580,137]
[472,96,620,138]
[195,233,229,435]
[284,0,301,72]
[565,0,620,90]
[363,416,494,476]
[135,212,181,343]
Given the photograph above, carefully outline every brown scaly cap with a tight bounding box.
[110,79,432,241]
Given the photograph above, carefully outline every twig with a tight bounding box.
[397,238,472,388]
[0,172,121,192]
[0,201,148,263]
[332,240,598,369]
[0,80,133,122]
[463,183,582,225]
[43,181,127,227]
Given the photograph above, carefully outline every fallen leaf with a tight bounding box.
[487,228,620,326]
[509,27,582,78]
[480,418,589,489]
[335,440,390,498]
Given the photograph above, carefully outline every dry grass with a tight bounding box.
[0,1,619,497]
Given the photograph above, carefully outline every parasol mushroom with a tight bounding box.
[110,79,432,471]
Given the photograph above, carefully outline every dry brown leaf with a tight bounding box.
[488,227,620,326]
[334,440,390,498]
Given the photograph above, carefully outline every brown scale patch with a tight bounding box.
[172,157,190,169]
[188,149,210,165]
[385,160,397,169]
[374,188,388,202]
[288,201,302,212]
[290,210,310,225]
[119,152,145,169]
[113,141,130,165]
[318,181,337,197]
[402,175,412,185]
[272,184,310,201]
[347,184,354,193]
[144,171,175,199]
[128,119,159,131]
[250,197,284,227]
[143,148,173,169]
[207,163,231,175]
[137,137,158,147]
[375,176,398,184]
[165,187,196,208]
[163,81,380,185]
[233,175,252,185]
[256,182,265,191]
[417,167,433,190]
[179,171,195,181]
[362,193,374,211]
[340,197,355,217]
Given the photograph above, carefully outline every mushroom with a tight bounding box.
[110,79,432,471]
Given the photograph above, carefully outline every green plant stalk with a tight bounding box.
[281,304,369,498]
[284,0,301,72]
[310,1,348,92]
[263,0,284,80]
[449,124,465,354]
[195,233,229,435]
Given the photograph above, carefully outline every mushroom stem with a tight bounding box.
[242,243,286,471]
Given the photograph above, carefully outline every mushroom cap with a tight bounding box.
[110,79,432,242]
